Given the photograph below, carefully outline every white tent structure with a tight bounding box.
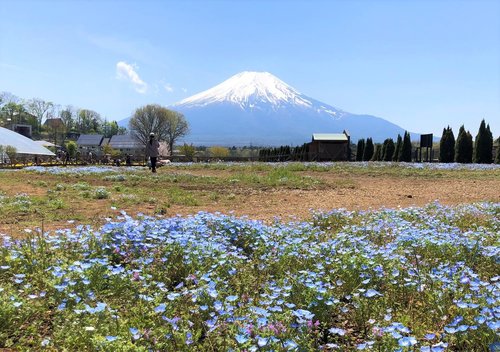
[34,140,60,148]
[0,127,55,156]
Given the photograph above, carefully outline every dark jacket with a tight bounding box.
[146,139,160,157]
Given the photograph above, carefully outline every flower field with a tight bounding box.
[1,201,499,351]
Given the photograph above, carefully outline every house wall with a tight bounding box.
[308,141,349,161]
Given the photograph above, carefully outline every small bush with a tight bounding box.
[94,187,110,199]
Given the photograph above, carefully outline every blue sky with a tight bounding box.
[1,0,499,137]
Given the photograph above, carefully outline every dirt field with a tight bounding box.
[0,164,499,236]
[167,170,500,220]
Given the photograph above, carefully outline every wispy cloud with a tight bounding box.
[164,83,174,93]
[116,61,148,94]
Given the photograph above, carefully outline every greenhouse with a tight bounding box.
[0,127,55,156]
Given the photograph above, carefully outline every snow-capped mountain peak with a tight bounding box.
[174,71,314,109]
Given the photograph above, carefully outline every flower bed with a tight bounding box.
[0,203,498,350]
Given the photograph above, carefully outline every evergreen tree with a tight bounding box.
[356,139,365,161]
[495,137,500,164]
[393,134,402,161]
[362,138,374,161]
[455,125,472,163]
[439,126,455,163]
[381,139,388,161]
[371,144,382,161]
[474,119,493,163]
[400,131,412,162]
[383,138,395,161]
[465,131,473,163]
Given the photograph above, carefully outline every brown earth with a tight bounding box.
[168,173,500,221]
[0,168,499,236]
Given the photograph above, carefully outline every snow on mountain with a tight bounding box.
[120,71,412,146]
[174,71,345,119]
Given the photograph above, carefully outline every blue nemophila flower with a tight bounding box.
[226,295,238,302]
[292,309,314,320]
[155,303,166,313]
[235,334,248,344]
[364,289,382,298]
[329,327,346,336]
[487,320,500,330]
[257,336,268,347]
[105,336,118,342]
[398,336,417,347]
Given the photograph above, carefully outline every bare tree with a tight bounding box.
[0,92,20,107]
[165,111,189,155]
[59,105,76,131]
[27,98,54,132]
[129,104,189,155]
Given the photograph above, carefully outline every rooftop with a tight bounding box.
[312,133,349,142]
[76,134,104,146]
[109,134,143,149]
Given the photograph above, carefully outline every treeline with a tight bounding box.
[356,119,499,164]
[258,144,309,161]
[0,91,125,138]
[439,120,497,164]
[356,132,413,162]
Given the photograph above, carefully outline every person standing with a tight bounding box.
[146,132,160,173]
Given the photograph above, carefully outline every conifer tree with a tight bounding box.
[381,140,388,161]
[455,125,469,163]
[356,139,365,161]
[495,137,500,164]
[439,126,455,163]
[363,138,374,161]
[371,144,382,161]
[465,130,473,163]
[393,134,402,161]
[474,119,493,163]
[382,138,395,161]
[455,126,474,163]
[400,131,412,162]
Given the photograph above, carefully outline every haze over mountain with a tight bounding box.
[120,71,413,146]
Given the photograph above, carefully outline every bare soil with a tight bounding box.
[1,168,499,236]
[168,173,500,221]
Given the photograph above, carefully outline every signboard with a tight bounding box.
[420,134,433,148]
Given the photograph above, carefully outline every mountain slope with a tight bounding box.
[120,71,412,145]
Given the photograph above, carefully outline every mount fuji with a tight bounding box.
[120,71,411,146]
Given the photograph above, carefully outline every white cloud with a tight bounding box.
[116,61,148,94]
[164,83,174,93]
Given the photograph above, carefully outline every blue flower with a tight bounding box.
[285,339,298,350]
[235,334,248,344]
[257,336,268,347]
[226,295,238,302]
[329,327,346,336]
[398,336,417,347]
[155,303,166,313]
[105,336,118,342]
[364,289,382,298]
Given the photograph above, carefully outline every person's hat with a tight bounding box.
[149,132,155,137]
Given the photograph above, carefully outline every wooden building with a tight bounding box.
[308,131,350,161]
